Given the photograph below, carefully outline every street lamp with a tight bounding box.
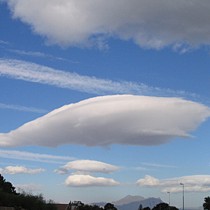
[180,183,184,210]
[167,192,170,206]
[167,192,170,210]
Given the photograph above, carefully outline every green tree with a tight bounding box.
[152,203,178,210]
[152,203,169,210]
[0,174,17,194]
[138,204,143,210]
[203,197,210,210]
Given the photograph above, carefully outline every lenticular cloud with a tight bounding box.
[0,95,209,147]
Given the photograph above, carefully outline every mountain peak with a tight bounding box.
[113,195,145,206]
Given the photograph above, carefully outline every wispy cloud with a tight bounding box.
[132,162,177,171]
[0,59,194,97]
[0,102,47,114]
[0,149,75,164]
[137,175,210,193]
[8,49,77,63]
[141,162,177,169]
[0,40,9,45]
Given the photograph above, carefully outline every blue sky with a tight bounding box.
[0,0,210,208]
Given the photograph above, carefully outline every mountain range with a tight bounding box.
[93,195,163,210]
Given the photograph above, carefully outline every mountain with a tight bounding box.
[116,197,163,210]
[113,195,145,206]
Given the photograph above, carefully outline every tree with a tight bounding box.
[138,204,143,210]
[203,197,210,210]
[152,203,178,210]
[152,203,169,210]
[104,203,117,210]
[0,174,17,194]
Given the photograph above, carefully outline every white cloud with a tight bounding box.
[137,175,210,193]
[0,59,190,97]
[65,174,119,187]
[4,0,210,49]
[0,165,45,174]
[0,149,75,164]
[0,95,209,147]
[137,175,160,186]
[0,95,210,146]
[56,160,119,174]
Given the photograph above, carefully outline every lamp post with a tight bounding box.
[180,183,184,210]
[167,192,170,210]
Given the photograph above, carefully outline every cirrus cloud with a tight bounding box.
[0,95,209,147]
[65,174,119,187]
[4,0,210,49]
[137,175,210,193]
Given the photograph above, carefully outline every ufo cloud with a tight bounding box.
[0,95,209,147]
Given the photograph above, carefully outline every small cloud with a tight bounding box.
[0,165,45,174]
[65,174,120,187]
[137,175,210,193]
[137,175,160,186]
[0,95,209,147]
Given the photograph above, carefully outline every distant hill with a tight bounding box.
[113,195,145,206]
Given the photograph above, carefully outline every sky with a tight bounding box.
[0,0,210,208]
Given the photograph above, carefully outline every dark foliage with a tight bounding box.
[79,204,104,210]
[152,203,178,210]
[104,203,117,210]
[203,197,210,210]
